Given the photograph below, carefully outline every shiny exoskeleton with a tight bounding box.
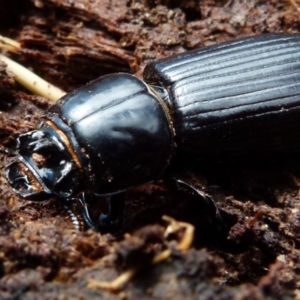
[4,33,300,230]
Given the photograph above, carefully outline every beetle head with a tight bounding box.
[5,126,83,201]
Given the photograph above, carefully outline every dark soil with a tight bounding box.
[0,0,299,299]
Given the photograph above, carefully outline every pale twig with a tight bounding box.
[0,34,66,101]
[0,54,66,101]
[0,35,20,52]
[162,215,195,251]
[290,0,300,12]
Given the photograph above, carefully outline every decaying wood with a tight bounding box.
[0,0,299,299]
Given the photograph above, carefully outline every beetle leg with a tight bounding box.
[98,193,125,231]
[64,193,124,231]
[63,204,82,231]
[173,178,223,224]
[61,196,94,230]
[77,193,98,230]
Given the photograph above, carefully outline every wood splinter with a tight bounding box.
[0,34,65,101]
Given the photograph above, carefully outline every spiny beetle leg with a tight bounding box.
[173,178,223,225]
[63,204,82,231]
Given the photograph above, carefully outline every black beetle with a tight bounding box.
[3,33,300,230]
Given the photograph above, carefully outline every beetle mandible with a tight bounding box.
[2,33,300,230]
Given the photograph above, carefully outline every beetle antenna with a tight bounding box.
[0,146,16,156]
